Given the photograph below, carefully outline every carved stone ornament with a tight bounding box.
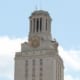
[29,35,40,48]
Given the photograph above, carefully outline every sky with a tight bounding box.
[0,0,80,80]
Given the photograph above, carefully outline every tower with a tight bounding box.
[29,10,52,41]
[14,10,64,80]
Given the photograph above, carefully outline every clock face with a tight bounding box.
[29,35,40,48]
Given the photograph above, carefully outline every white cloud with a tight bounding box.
[64,75,74,80]
[58,46,80,71]
[0,36,27,80]
[58,46,80,80]
[0,36,27,55]
[0,36,80,80]
[64,75,80,80]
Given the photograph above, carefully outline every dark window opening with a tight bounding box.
[31,20,32,32]
[25,60,28,79]
[33,18,35,32]
[40,18,42,32]
[36,18,39,32]
[40,59,43,65]
[46,19,47,31]
[33,59,35,65]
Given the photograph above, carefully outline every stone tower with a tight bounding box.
[14,10,64,80]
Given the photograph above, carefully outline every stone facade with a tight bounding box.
[14,10,64,80]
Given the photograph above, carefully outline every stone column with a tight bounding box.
[39,18,40,32]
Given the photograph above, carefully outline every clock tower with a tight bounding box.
[14,10,64,80]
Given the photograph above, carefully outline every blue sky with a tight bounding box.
[0,0,80,80]
[0,0,80,49]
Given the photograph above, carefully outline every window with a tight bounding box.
[32,73,35,77]
[40,18,42,32]
[46,19,47,30]
[33,18,35,32]
[33,59,35,66]
[36,18,39,32]
[40,78,42,80]
[25,60,28,79]
[30,20,32,32]
[32,67,35,72]
[40,67,43,71]
[32,59,36,79]
[40,59,43,65]
[26,60,28,65]
[39,59,43,80]
[40,72,43,77]
[32,78,35,80]
[39,72,43,80]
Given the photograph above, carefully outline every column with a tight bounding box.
[39,18,40,32]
